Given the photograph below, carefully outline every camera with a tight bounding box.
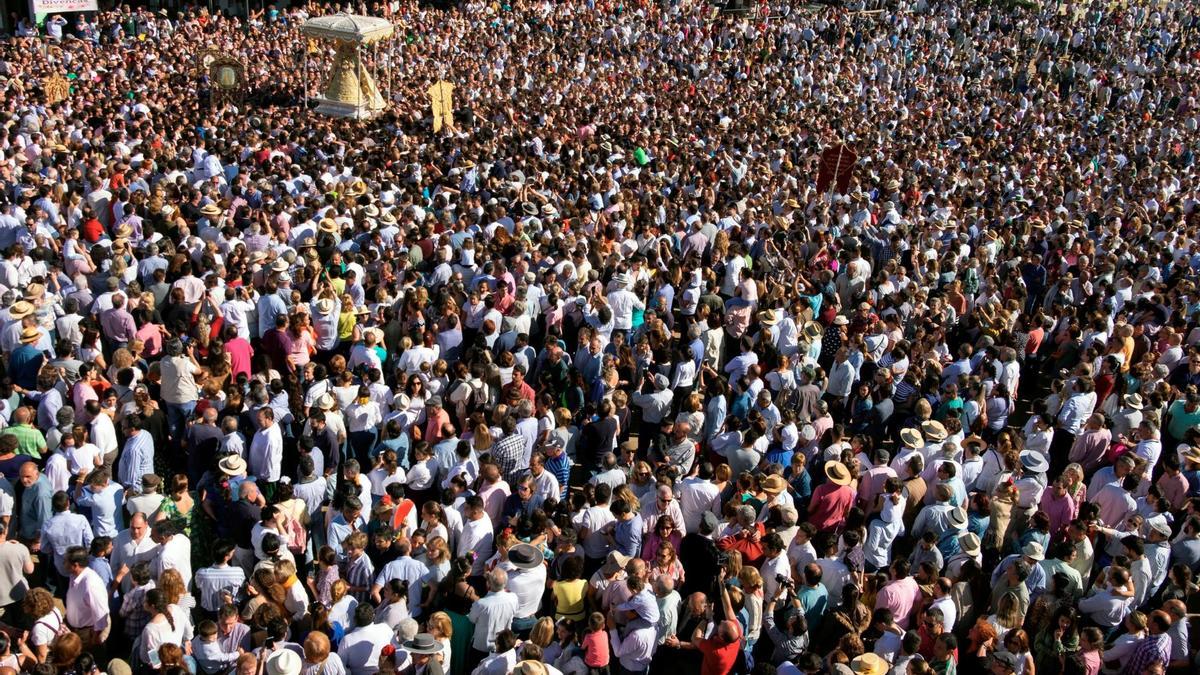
[776,573,795,588]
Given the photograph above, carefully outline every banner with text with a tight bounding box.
[31,0,97,15]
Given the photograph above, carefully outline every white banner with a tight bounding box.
[30,0,97,15]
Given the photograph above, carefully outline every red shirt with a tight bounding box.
[807,483,856,532]
[697,621,742,675]
[81,217,104,243]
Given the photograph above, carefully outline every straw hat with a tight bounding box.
[19,327,39,344]
[832,315,849,326]
[112,223,133,239]
[825,461,852,486]
[344,179,368,197]
[23,283,45,300]
[960,435,987,451]
[958,532,981,557]
[802,321,823,339]
[758,309,780,326]
[1022,541,1045,561]
[850,653,889,675]
[319,218,339,234]
[218,455,247,476]
[947,506,967,529]
[1182,447,1200,465]
[316,393,335,411]
[600,551,631,576]
[761,474,787,496]
[920,420,947,441]
[199,203,223,219]
[900,428,924,449]
[315,297,336,315]
[1123,393,1144,410]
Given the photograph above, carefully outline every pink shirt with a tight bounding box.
[478,481,511,525]
[875,577,921,628]
[135,323,162,358]
[807,483,855,532]
[1038,491,1079,540]
[226,337,254,380]
[582,630,609,667]
[287,329,315,368]
[1157,472,1190,510]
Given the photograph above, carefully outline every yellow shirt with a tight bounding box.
[553,578,587,622]
[338,312,356,341]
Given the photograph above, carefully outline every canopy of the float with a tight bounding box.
[301,13,395,44]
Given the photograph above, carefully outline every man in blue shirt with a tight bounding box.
[8,326,45,391]
[610,498,643,558]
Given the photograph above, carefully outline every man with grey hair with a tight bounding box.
[653,575,681,645]
[467,567,518,669]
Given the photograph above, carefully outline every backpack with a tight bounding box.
[36,611,69,641]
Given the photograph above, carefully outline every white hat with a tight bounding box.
[1021,541,1045,561]
[1019,450,1049,474]
[265,650,302,675]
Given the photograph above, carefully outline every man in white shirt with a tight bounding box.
[64,547,110,647]
[249,407,284,498]
[677,465,721,533]
[150,520,192,583]
[501,544,547,636]
[457,496,495,577]
[339,604,395,675]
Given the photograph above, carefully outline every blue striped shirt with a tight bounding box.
[194,564,246,612]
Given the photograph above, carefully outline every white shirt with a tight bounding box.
[152,534,193,584]
[339,622,394,675]
[458,515,494,576]
[501,562,547,619]
[249,423,284,482]
[65,568,110,631]
[90,413,118,457]
[677,477,721,533]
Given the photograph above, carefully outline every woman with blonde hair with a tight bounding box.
[419,537,453,612]
[328,578,358,630]
[614,484,643,514]
[529,616,556,649]
[425,611,454,667]
[301,630,346,675]
[986,591,1025,643]
[627,460,656,504]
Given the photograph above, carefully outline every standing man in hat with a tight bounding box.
[808,461,856,533]
[502,543,546,639]
[8,325,45,391]
[992,542,1048,601]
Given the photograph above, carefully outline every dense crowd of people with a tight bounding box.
[0,0,1195,674]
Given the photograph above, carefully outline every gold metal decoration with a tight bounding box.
[196,48,223,73]
[43,75,70,104]
[428,80,455,133]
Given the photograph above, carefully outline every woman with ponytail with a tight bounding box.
[139,588,192,668]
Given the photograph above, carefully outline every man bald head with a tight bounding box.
[12,407,31,425]
[203,407,218,424]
